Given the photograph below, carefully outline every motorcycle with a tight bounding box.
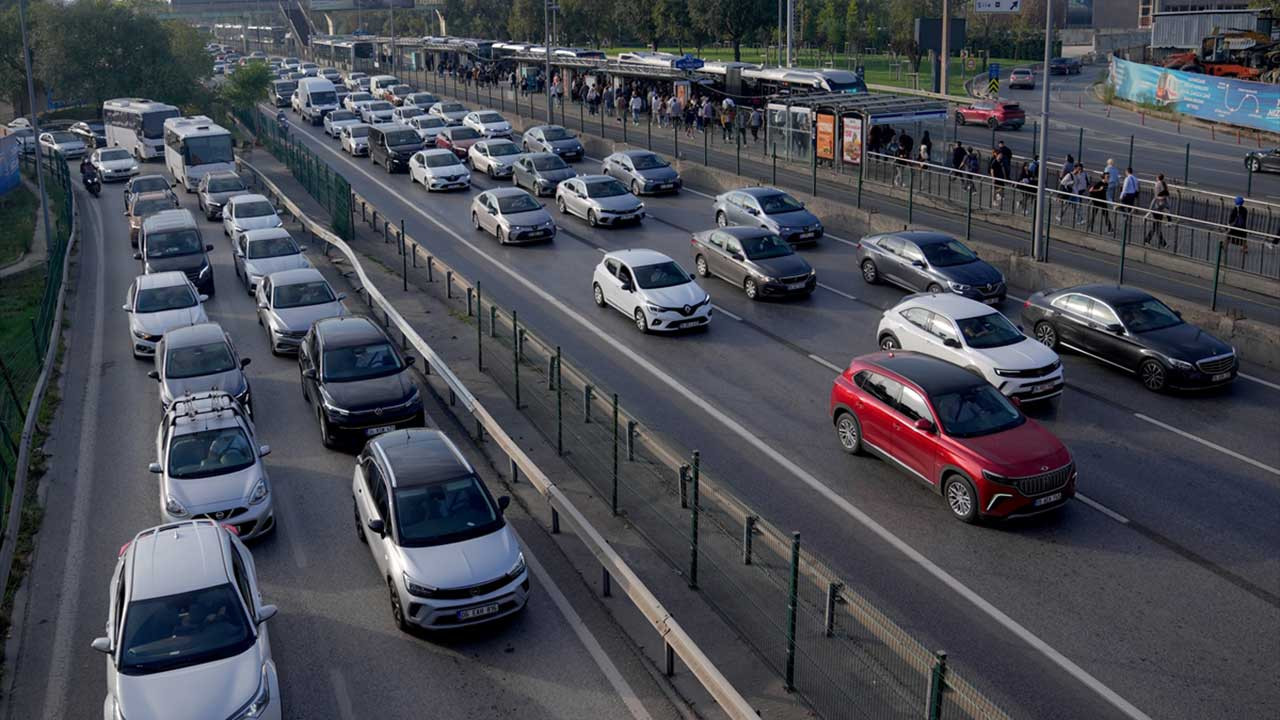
[82,172,101,198]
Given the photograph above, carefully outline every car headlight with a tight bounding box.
[132,329,160,341]
[165,494,188,517]
[321,395,349,416]
[981,470,1010,484]
[947,281,970,292]
[249,478,269,505]
[228,663,272,719]
[273,219,283,228]
[207,201,222,210]
[645,303,664,313]
[198,264,212,279]
[993,369,1020,377]
[1167,357,1193,370]
[403,572,438,598]
[508,552,527,578]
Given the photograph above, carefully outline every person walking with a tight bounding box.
[702,98,714,135]
[1144,193,1169,246]
[587,85,599,115]
[918,131,932,165]
[1228,196,1249,250]
[1072,163,1090,224]
[989,152,1007,205]
[1016,161,1034,215]
[995,140,1012,180]
[1087,174,1113,232]
[657,94,668,127]
[668,95,682,133]
[684,98,697,136]
[1152,172,1169,199]
[1104,158,1121,204]
[630,92,643,126]
[603,85,615,118]
[749,105,762,142]
[1120,167,1140,209]
[963,146,980,192]
[951,140,966,170]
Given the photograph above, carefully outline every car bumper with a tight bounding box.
[997,370,1065,402]
[759,276,817,297]
[489,165,515,178]
[998,119,1025,129]
[427,178,470,191]
[101,167,139,181]
[981,474,1077,519]
[384,156,413,172]
[328,405,425,441]
[165,501,275,541]
[507,226,556,243]
[350,145,369,156]
[552,148,583,161]
[596,211,645,226]
[401,573,531,630]
[640,179,682,195]
[780,229,823,245]
[1168,361,1239,390]
[648,306,712,331]
[132,336,160,356]
[269,329,308,354]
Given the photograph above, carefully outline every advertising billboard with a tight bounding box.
[0,136,18,198]
[841,117,862,165]
[1110,56,1280,134]
[816,113,835,161]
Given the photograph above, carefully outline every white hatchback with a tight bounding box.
[222,194,283,243]
[592,249,711,333]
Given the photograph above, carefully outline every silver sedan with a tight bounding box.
[470,188,557,244]
[467,139,523,179]
[555,175,644,228]
[601,150,681,196]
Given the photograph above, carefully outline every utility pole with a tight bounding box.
[777,0,783,66]
[389,1,396,75]
[786,0,794,67]
[17,0,52,254]
[940,0,951,95]
[544,0,553,122]
[1031,0,1053,261]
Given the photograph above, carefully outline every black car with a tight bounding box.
[368,124,424,173]
[1048,57,1081,75]
[691,226,815,300]
[1021,284,1237,392]
[1245,147,1280,173]
[857,231,1006,304]
[299,316,424,448]
[69,121,106,149]
[136,209,216,296]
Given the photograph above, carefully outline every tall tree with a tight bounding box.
[507,0,542,41]
[843,0,866,54]
[615,0,660,50]
[817,0,846,51]
[690,0,771,62]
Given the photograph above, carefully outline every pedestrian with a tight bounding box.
[1153,172,1169,199]
[684,99,697,136]
[749,105,762,142]
[1056,166,1076,222]
[735,103,749,144]
[1016,162,1034,214]
[1087,174,1113,232]
[1104,158,1121,204]
[963,147,980,192]
[657,95,668,127]
[669,95,682,133]
[630,92,643,126]
[951,140,966,170]
[1120,167,1140,209]
[897,129,913,162]
[918,131,932,164]
[1228,196,1249,249]
[989,152,1007,205]
[587,85,599,115]
[1144,193,1169,246]
[996,140,1012,180]
[702,98,714,134]
[721,101,735,142]
[603,85,615,117]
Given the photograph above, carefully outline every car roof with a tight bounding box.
[1052,283,1152,304]
[860,351,985,397]
[876,230,955,246]
[739,186,786,198]
[895,292,997,320]
[127,521,232,600]
[524,152,559,161]
[133,190,174,205]
[242,228,292,243]
[136,271,190,289]
[164,321,227,347]
[371,428,472,488]
[142,209,197,232]
[314,315,384,348]
[228,193,269,206]
[269,267,325,285]
[131,174,169,185]
[486,186,531,199]
[418,148,457,158]
[528,124,565,133]
[605,248,671,265]
[579,174,615,183]
[617,149,658,159]
[712,226,777,240]
[203,170,240,181]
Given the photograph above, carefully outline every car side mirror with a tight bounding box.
[498,495,511,512]
[257,301,268,310]
[259,444,271,457]
[620,280,633,292]
[367,518,385,536]
[1010,396,1022,409]
[302,368,317,379]
[198,294,209,303]
[1106,323,1125,335]
[730,252,743,261]
[336,292,347,300]
[132,252,142,260]
[240,357,252,368]
[912,418,934,433]
[1173,310,1182,318]
[299,245,307,252]
[121,304,132,312]
[403,356,416,367]
[90,637,112,654]
[148,462,162,474]
[205,244,214,252]
[147,370,159,380]
[256,604,278,624]
[746,207,758,215]
[943,337,961,348]
[911,260,926,268]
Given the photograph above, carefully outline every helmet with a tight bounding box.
[1235,196,1245,206]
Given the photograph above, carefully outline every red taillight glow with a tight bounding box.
[1023,299,1032,309]
[221,523,240,536]
[118,541,131,557]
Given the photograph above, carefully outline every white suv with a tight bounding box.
[592,249,711,333]
[876,293,1064,402]
[92,520,281,720]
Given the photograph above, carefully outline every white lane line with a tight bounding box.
[1240,372,1280,391]
[297,131,1155,720]
[1006,293,1027,303]
[711,304,742,321]
[817,282,857,301]
[683,187,715,200]
[824,232,861,248]
[42,194,106,720]
[522,538,654,720]
[1134,413,1280,477]
[808,354,844,373]
[1075,493,1130,524]
[329,668,357,720]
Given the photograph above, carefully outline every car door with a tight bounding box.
[700,231,729,278]
[925,312,970,367]
[257,278,272,325]
[1051,293,1095,350]
[565,179,585,217]
[480,195,499,234]
[1265,149,1280,172]
[513,157,530,189]
[600,259,626,310]
[875,236,909,285]
[234,234,248,277]
[853,370,902,455]
[1083,298,1139,370]
[616,156,634,185]
[299,333,320,402]
[894,307,934,352]
[898,241,933,291]
[888,385,939,485]
[356,459,392,575]
[720,234,748,288]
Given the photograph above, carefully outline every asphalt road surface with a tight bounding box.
[279,112,1280,720]
[2,163,684,720]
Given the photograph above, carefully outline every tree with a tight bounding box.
[690,0,771,62]
[615,0,659,50]
[843,0,866,54]
[220,62,271,115]
[887,0,938,72]
[817,0,846,52]
[507,0,541,41]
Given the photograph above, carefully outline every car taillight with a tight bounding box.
[1023,299,1032,309]
[221,523,240,536]
[118,541,131,557]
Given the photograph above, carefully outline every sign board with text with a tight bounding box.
[816,113,836,161]
[975,0,1021,12]
[841,117,863,165]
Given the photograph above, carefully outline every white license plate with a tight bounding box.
[786,282,807,290]
[1212,372,1231,382]
[798,232,816,239]
[1030,382,1057,394]
[1034,492,1063,507]
[458,603,501,620]
[983,297,1001,305]
[659,183,673,189]
[365,425,396,436]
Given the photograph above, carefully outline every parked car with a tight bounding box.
[521,124,584,161]
[91,520,281,720]
[38,130,86,158]
[1021,284,1237,391]
[857,231,1006,304]
[1007,68,1036,89]
[428,101,470,125]
[69,120,106,149]
[462,110,513,139]
[591,249,711,333]
[124,174,176,208]
[601,150,681,195]
[409,148,472,191]
[126,191,179,247]
[955,101,1026,130]
[877,293,1064,402]
[402,92,439,109]
[150,322,252,412]
[352,428,529,631]
[513,152,577,196]
[123,271,209,358]
[829,352,1075,523]
[1048,56,1082,75]
[340,123,371,156]
[223,194,283,242]
[360,100,396,125]
[136,210,216,296]
[690,226,815,300]
[196,170,249,221]
[1244,147,1280,173]
[233,228,310,295]
[467,139,523,178]
[470,188,556,244]
[299,316,424,448]
[256,268,346,355]
[712,187,823,245]
[407,115,449,144]
[435,125,483,159]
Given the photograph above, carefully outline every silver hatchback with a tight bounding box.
[471,188,556,244]
[150,322,252,413]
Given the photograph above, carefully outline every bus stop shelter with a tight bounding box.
[765,93,948,167]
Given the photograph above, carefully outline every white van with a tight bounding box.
[295,77,339,125]
[368,75,400,100]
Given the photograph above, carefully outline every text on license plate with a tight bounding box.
[660,183,673,189]
[786,282,807,290]
[798,232,815,239]
[983,297,1001,305]
[1212,372,1231,382]
[458,603,501,620]
[1033,492,1063,507]
[366,425,396,436]
[1030,382,1057,394]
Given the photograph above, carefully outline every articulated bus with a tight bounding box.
[163,116,235,192]
[103,99,181,160]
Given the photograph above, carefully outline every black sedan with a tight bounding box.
[1244,147,1280,173]
[1048,57,1081,75]
[299,316,425,448]
[691,226,815,300]
[1022,284,1237,392]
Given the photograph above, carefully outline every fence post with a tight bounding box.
[673,118,678,158]
[965,189,974,244]
[466,287,473,317]
[611,393,619,516]
[784,531,800,691]
[772,143,777,185]
[0,357,27,423]
[857,153,864,208]
[1184,143,1191,185]
[1119,216,1130,283]
[555,346,563,456]
[742,515,755,565]
[688,450,700,589]
[446,270,452,298]
[811,137,818,197]
[647,108,652,150]
[1127,135,1134,171]
[907,167,915,225]
[926,650,949,720]
[626,420,636,461]
[703,126,708,165]
[1211,240,1223,311]
[736,132,741,176]
[426,255,434,282]
[400,219,407,291]
[476,283,483,372]
[1248,165,1254,195]
[512,310,520,409]
[824,581,842,637]
[583,384,593,423]
[1077,127,1084,166]
[679,464,689,509]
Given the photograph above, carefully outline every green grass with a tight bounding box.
[0,268,46,373]
[0,184,38,268]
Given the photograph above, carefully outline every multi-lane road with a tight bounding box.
[1,164,686,720]
[277,107,1280,720]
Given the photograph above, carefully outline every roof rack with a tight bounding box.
[168,390,240,422]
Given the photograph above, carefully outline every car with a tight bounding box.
[136,210,216,296]
[1021,284,1238,392]
[1048,56,1082,75]
[521,124,584,161]
[713,187,823,245]
[335,86,351,107]
[256,268,346,355]
[2,126,35,154]
[407,114,449,144]
[69,120,106,149]
[1008,68,1036,90]
[344,71,369,91]
[125,174,176,208]
[830,352,1075,522]
[89,147,139,181]
[150,391,275,538]
[123,271,209,358]
[270,80,297,108]
[91,520,281,720]
[299,316,425,448]
[223,194,283,242]
[601,150,682,196]
[233,227,310,295]
[368,124,425,173]
[409,148,472,191]
[213,62,225,74]
[282,57,300,69]
[38,130,86,159]
[556,175,644,227]
[857,231,1006,303]
[691,226,815,300]
[401,92,439,109]
[196,170,249,221]
[298,62,319,76]
[343,91,374,113]
[360,100,396,125]
[352,428,529,631]
[340,123,371,156]
[1244,147,1280,173]
[467,139,523,179]
[512,152,577,196]
[462,110,513,139]
[428,101,470,125]
[320,67,342,82]
[470,188,556,244]
[955,101,1026,130]
[150,322,252,412]
[126,191,180,247]
[392,105,425,124]
[592,249,711,333]
[876,293,1064,402]
[382,84,416,106]
[435,125,483,160]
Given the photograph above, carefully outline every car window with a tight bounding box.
[1052,293,1090,316]
[862,372,903,408]
[741,233,792,260]
[900,242,925,263]
[724,238,742,255]
[901,307,931,330]
[392,475,503,547]
[878,236,905,255]
[1087,300,1120,327]
[957,312,1024,349]
[229,546,254,611]
[372,475,390,524]
[273,280,335,309]
[919,239,977,267]
[165,341,236,379]
[145,230,203,259]
[167,427,255,479]
[931,384,1025,438]
[135,285,197,313]
[632,261,690,289]
[757,193,803,214]
[897,387,934,423]
[1113,298,1182,333]
[322,341,403,382]
[233,200,276,219]
[246,236,299,259]
[707,232,725,248]
[496,193,540,214]
[118,583,255,676]
[927,313,959,343]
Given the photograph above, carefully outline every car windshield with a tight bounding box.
[931,384,1025,438]
[207,176,244,193]
[384,130,420,146]
[368,102,393,111]
[531,155,567,171]
[347,126,369,138]
[183,135,234,166]
[633,261,690,289]
[956,312,1024,349]
[235,201,276,219]
[166,341,236,379]
[133,198,173,217]
[389,85,411,95]
[541,127,570,140]
[414,117,445,129]
[1114,298,1183,333]
[49,132,78,144]
[273,280,335,308]
[132,177,170,194]
[422,153,460,168]
[246,236,298,259]
[440,103,465,113]
[584,179,628,198]
[408,94,435,105]
[448,127,481,140]
[349,93,372,103]
[393,475,502,547]
[118,584,254,676]
[630,153,668,170]
[496,194,540,214]
[146,230,203,259]
[167,427,256,478]
[322,341,402,382]
[275,81,297,93]
[99,149,131,162]
[135,285,197,313]
[919,239,979,267]
[740,233,794,260]
[487,141,520,157]
[757,192,803,214]
[397,107,424,119]
[328,110,356,122]
[476,112,504,123]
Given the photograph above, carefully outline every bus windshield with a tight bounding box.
[142,110,180,139]
[183,135,234,166]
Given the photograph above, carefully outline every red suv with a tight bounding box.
[435,126,483,159]
[828,352,1075,522]
[955,101,1026,130]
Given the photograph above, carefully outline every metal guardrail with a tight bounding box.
[237,156,759,720]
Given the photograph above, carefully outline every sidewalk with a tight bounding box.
[0,179,48,281]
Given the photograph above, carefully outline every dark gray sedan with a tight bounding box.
[691,227,815,300]
[601,150,682,196]
[512,152,577,196]
[197,171,250,221]
[712,187,823,245]
[857,231,1006,305]
[521,124,585,161]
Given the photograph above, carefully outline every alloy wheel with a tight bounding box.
[716,212,727,227]
[557,197,567,214]
[879,335,899,350]
[354,500,366,544]
[1034,321,1058,348]
[389,581,409,631]
[945,478,976,521]
[744,278,758,300]
[634,308,648,333]
[1140,360,1166,392]
[927,283,944,294]
[695,256,709,277]
[588,210,598,227]
[593,284,605,307]
[836,414,861,454]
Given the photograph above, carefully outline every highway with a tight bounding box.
[278,110,1280,720]
[1,163,685,720]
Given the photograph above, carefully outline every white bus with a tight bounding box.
[163,116,235,192]
[103,99,181,160]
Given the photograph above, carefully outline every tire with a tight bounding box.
[354,499,367,544]
[1034,321,1058,349]
[694,255,710,277]
[1249,158,1262,173]
[927,283,944,294]
[634,308,649,333]
[1139,359,1167,392]
[715,211,728,227]
[488,166,496,179]
[593,283,606,307]
[834,411,862,455]
[587,209,598,227]
[943,474,979,523]
[557,197,568,214]
[955,111,966,126]
[388,580,410,632]
[496,227,506,245]
[631,180,641,196]
[860,259,880,285]
[471,212,481,231]
[744,278,759,300]
[879,334,899,350]
[318,408,338,449]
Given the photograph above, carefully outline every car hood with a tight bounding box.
[321,370,413,411]
[114,644,266,720]
[133,306,208,336]
[1136,322,1232,362]
[348,137,369,147]
[932,260,1003,287]
[206,190,248,205]
[272,301,345,333]
[952,419,1071,476]
[424,165,468,178]
[642,281,706,309]
[748,253,812,279]
[476,122,512,135]
[231,216,281,233]
[488,154,520,169]
[401,525,519,590]
[367,109,394,118]
[146,254,206,274]
[635,166,679,182]
[330,119,360,129]
[975,337,1059,369]
[502,208,552,226]
[536,167,577,183]
[763,208,820,228]
[244,254,310,278]
[546,138,583,152]
[450,138,481,150]
[162,369,247,407]
[442,111,469,121]
[589,194,642,213]
[98,158,137,172]
[170,462,263,512]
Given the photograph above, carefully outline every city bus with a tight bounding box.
[163,116,234,192]
[103,99,181,160]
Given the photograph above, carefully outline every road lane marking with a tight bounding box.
[1075,494,1130,524]
[824,232,861,248]
[329,668,357,720]
[1240,372,1280,391]
[817,282,857,301]
[808,354,844,373]
[1134,413,1280,476]
[1007,293,1027,303]
[711,304,741,321]
[294,128,1155,720]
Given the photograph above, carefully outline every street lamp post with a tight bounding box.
[544,0,553,122]
[17,0,53,254]
[786,0,794,67]
[1031,0,1054,261]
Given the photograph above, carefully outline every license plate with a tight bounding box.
[1034,492,1063,507]
[458,603,500,620]
[1031,382,1056,394]
[1212,372,1231,382]
[798,232,815,239]
[365,425,395,436]
[983,297,1001,305]
[786,282,807,290]
[659,183,673,189]
[527,230,547,238]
